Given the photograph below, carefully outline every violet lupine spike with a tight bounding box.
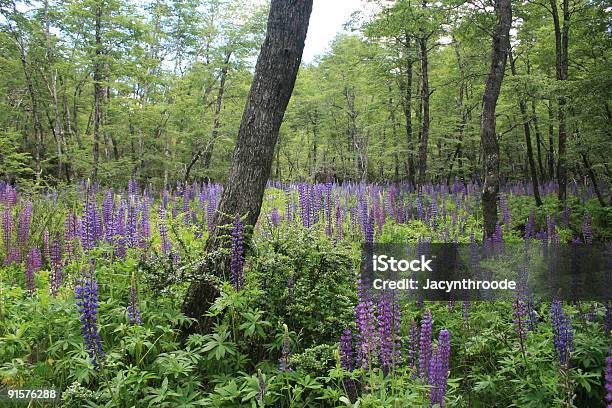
[75,265,105,369]
[547,216,559,244]
[551,300,573,367]
[407,319,419,375]
[50,235,62,296]
[339,328,358,403]
[419,310,433,380]
[429,329,451,407]
[525,209,536,240]
[2,208,12,264]
[102,190,114,240]
[24,248,37,296]
[499,194,511,230]
[355,275,377,369]
[126,197,139,248]
[512,294,527,354]
[18,201,32,258]
[43,228,50,263]
[139,197,150,248]
[158,208,171,256]
[127,273,141,325]
[230,216,245,291]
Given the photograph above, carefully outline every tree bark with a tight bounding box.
[417,1,430,186]
[480,0,512,238]
[182,0,313,331]
[531,100,545,180]
[549,0,570,202]
[509,51,542,206]
[399,34,415,188]
[92,2,103,182]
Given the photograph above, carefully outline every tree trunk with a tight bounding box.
[182,0,313,331]
[480,0,512,238]
[417,3,430,186]
[509,51,542,206]
[581,153,605,207]
[547,99,555,179]
[92,2,103,182]
[549,0,570,202]
[531,100,545,180]
[399,34,415,188]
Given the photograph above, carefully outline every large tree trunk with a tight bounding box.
[399,34,415,188]
[480,0,512,238]
[92,2,103,182]
[509,51,542,206]
[549,0,570,202]
[182,0,313,331]
[417,3,430,186]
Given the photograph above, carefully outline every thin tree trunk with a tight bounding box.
[399,34,415,187]
[182,0,313,332]
[92,2,103,182]
[480,0,512,238]
[547,99,555,179]
[581,153,605,207]
[531,100,545,180]
[417,3,430,186]
[509,51,542,206]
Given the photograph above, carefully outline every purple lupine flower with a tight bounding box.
[158,208,171,256]
[335,193,343,240]
[279,323,291,372]
[378,291,401,374]
[102,190,114,240]
[24,248,40,296]
[230,216,245,291]
[339,328,358,403]
[127,273,141,325]
[271,207,281,227]
[18,201,32,258]
[139,197,150,248]
[298,184,311,228]
[340,328,354,371]
[551,300,573,367]
[582,212,593,244]
[605,346,612,406]
[512,294,527,356]
[49,235,62,296]
[419,310,433,379]
[43,228,50,263]
[547,216,559,244]
[364,209,375,244]
[126,197,138,248]
[75,265,105,369]
[429,329,451,407]
[2,208,12,264]
[355,275,377,369]
[407,319,419,375]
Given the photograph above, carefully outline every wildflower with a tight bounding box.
[378,291,401,374]
[419,310,433,380]
[512,294,527,355]
[24,247,41,295]
[429,329,451,407]
[524,209,535,240]
[75,265,105,369]
[551,300,573,367]
[339,328,358,403]
[18,201,32,256]
[355,276,377,369]
[407,319,419,373]
[127,273,141,325]
[230,216,244,291]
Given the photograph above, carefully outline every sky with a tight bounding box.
[302,0,370,63]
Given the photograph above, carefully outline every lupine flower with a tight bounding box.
[335,194,343,240]
[75,265,105,369]
[2,208,13,264]
[279,323,291,372]
[355,276,377,369]
[547,216,559,244]
[419,310,433,379]
[378,291,401,374]
[429,329,451,407]
[512,294,527,355]
[127,273,141,325]
[18,201,32,257]
[339,328,358,403]
[24,248,40,295]
[43,228,50,263]
[551,300,573,367]
[500,194,511,230]
[230,216,245,291]
[407,319,419,375]
[158,208,171,256]
[524,209,536,240]
[126,197,138,248]
[102,190,114,240]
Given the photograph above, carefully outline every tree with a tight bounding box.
[182,0,314,330]
[480,0,512,238]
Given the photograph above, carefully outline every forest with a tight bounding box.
[0,0,611,407]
